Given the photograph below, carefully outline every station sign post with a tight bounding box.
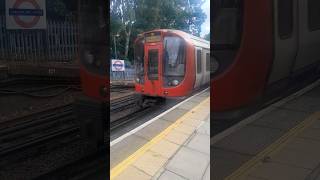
[5,0,47,29]
[111,59,125,72]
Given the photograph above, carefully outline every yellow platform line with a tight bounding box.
[226,111,320,180]
[110,97,210,179]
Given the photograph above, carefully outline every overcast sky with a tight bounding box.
[200,0,210,38]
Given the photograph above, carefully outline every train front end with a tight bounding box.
[75,0,108,148]
[134,30,195,98]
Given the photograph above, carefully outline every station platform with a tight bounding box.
[110,89,210,180]
[212,80,320,180]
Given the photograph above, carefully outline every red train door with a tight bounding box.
[144,44,162,96]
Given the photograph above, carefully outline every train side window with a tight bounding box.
[308,0,320,31]
[278,0,293,39]
[206,53,210,72]
[197,49,202,74]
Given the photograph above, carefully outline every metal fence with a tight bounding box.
[110,68,135,81]
[0,16,78,63]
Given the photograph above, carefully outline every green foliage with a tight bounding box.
[47,0,68,19]
[110,0,207,61]
[204,33,210,41]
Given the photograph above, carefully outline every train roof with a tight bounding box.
[140,29,210,49]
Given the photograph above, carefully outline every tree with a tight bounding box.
[110,0,207,61]
[110,0,136,59]
[204,33,210,41]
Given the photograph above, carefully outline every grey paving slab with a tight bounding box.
[178,101,199,111]
[197,121,210,135]
[134,119,171,140]
[110,135,148,168]
[304,86,320,98]
[160,108,188,122]
[248,162,311,180]
[311,120,320,129]
[214,125,283,155]
[202,165,210,180]
[186,133,210,155]
[282,96,320,113]
[166,147,209,180]
[271,138,320,169]
[236,175,268,180]
[158,170,187,180]
[211,147,252,180]
[305,164,320,180]
[251,108,309,131]
[188,95,208,104]
[298,128,320,141]
[198,91,210,97]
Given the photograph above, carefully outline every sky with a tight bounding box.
[200,0,210,38]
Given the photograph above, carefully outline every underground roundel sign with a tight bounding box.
[5,0,47,29]
[112,59,125,72]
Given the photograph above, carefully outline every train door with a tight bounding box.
[144,44,162,96]
[267,0,298,86]
[293,0,320,72]
[203,50,210,85]
[194,47,203,88]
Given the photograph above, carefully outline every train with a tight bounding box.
[212,0,320,119]
[75,0,108,148]
[134,29,210,101]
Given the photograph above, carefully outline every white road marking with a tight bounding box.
[111,88,209,147]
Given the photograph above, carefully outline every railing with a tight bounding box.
[0,16,78,63]
[110,68,135,81]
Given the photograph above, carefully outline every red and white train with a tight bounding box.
[134,29,210,98]
[76,0,108,147]
[212,0,320,118]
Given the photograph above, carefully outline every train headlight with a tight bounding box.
[136,77,140,83]
[171,79,179,86]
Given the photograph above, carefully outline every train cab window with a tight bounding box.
[197,49,202,73]
[163,36,186,87]
[206,53,210,72]
[278,0,293,38]
[134,38,144,84]
[212,0,242,77]
[308,0,320,31]
[148,50,159,80]
[213,0,242,49]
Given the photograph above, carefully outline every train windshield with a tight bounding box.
[163,36,186,87]
[134,38,144,84]
[212,0,242,77]
[213,0,242,49]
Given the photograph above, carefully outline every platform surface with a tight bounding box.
[110,89,210,180]
[212,81,320,180]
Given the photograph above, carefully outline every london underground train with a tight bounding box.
[134,29,210,98]
[75,0,108,147]
[212,0,320,118]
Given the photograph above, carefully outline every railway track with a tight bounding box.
[0,104,77,158]
[0,76,80,88]
[34,146,108,180]
[110,94,138,113]
[0,76,81,98]
[110,95,166,131]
